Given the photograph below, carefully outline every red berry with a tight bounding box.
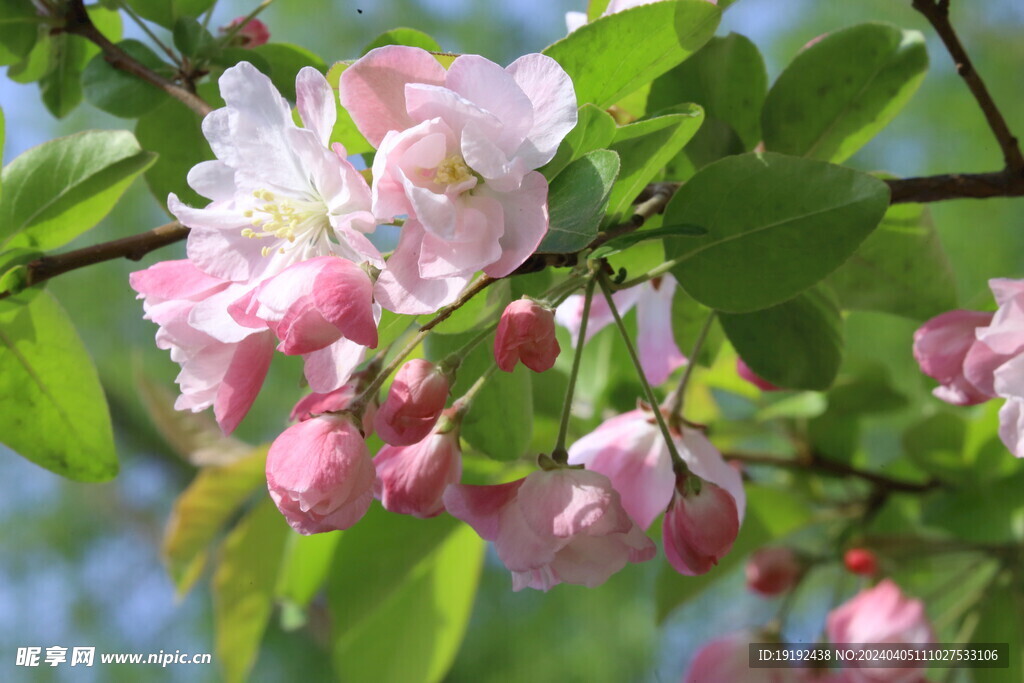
[844,548,878,576]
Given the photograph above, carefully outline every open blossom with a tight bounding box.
[494,298,560,372]
[130,260,275,434]
[913,309,994,406]
[556,276,686,386]
[374,411,462,518]
[746,547,803,596]
[374,359,451,446]
[340,46,578,314]
[444,468,655,591]
[663,477,739,576]
[266,414,376,534]
[567,406,745,531]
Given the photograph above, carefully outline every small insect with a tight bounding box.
[357,8,363,13]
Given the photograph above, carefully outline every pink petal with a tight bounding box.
[999,397,1024,458]
[445,54,534,152]
[548,534,631,588]
[481,172,550,278]
[443,479,525,541]
[676,428,746,521]
[418,194,505,279]
[312,258,378,348]
[506,53,579,168]
[517,469,631,539]
[129,260,227,301]
[374,220,472,315]
[296,66,336,147]
[213,331,275,434]
[635,276,687,385]
[302,336,368,394]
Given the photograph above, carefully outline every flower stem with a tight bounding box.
[452,364,499,420]
[551,274,597,464]
[597,272,688,472]
[440,322,499,376]
[666,310,715,424]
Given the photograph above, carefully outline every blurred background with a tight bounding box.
[2,0,1023,680]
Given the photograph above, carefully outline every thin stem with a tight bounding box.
[452,364,499,419]
[725,451,942,494]
[440,322,499,374]
[666,310,715,422]
[597,272,688,472]
[116,0,181,66]
[551,275,597,464]
[616,259,678,290]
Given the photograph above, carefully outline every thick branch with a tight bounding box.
[726,451,942,494]
[912,0,1024,172]
[886,169,1024,203]
[63,0,212,118]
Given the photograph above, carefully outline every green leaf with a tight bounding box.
[276,532,340,614]
[655,484,811,621]
[135,96,212,209]
[124,0,216,29]
[172,16,216,59]
[970,577,1024,683]
[827,201,956,320]
[538,149,619,253]
[252,43,327,101]
[719,285,843,391]
[82,39,171,118]
[825,364,908,417]
[543,0,720,109]
[329,507,484,683]
[647,33,767,149]
[902,412,970,484]
[762,23,928,163]
[541,103,617,180]
[0,291,117,481]
[39,6,122,118]
[605,105,704,220]
[0,247,42,298]
[211,47,271,75]
[162,448,268,594]
[6,30,50,84]
[0,0,39,66]
[0,130,156,250]
[213,498,290,683]
[922,470,1024,544]
[590,223,706,259]
[361,28,443,54]
[663,152,890,312]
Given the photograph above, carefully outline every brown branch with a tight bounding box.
[912,0,1024,173]
[0,222,190,302]
[886,170,1024,203]
[725,451,942,494]
[62,0,212,118]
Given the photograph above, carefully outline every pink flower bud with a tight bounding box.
[736,357,782,391]
[843,548,878,576]
[374,359,450,446]
[494,298,560,373]
[374,414,462,518]
[913,309,994,406]
[746,547,803,597]
[663,478,739,576]
[266,414,375,534]
[221,17,270,48]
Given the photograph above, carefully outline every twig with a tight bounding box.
[886,169,1024,203]
[0,222,190,302]
[911,0,1024,172]
[725,451,942,494]
[63,0,212,117]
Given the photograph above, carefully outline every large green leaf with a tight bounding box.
[252,43,327,101]
[719,285,843,391]
[124,0,216,29]
[0,130,156,250]
[543,0,720,109]
[0,291,117,481]
[82,39,172,118]
[135,96,212,208]
[213,498,290,683]
[663,152,889,312]
[647,33,767,149]
[541,103,617,181]
[827,201,956,320]
[605,106,704,220]
[162,448,268,594]
[538,149,619,254]
[0,0,39,66]
[329,507,484,683]
[762,23,928,163]
[276,532,340,614]
[37,6,121,118]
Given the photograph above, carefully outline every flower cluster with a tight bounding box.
[913,278,1024,457]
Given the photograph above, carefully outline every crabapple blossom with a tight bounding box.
[556,276,686,385]
[913,309,994,406]
[443,468,655,591]
[663,477,740,576]
[374,410,462,518]
[340,45,577,314]
[746,547,804,597]
[220,16,270,48]
[567,406,745,530]
[266,414,376,534]
[493,298,560,372]
[737,357,782,391]
[375,359,451,446]
[130,260,275,434]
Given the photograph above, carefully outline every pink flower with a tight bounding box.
[221,17,270,48]
[374,359,450,446]
[494,298,560,372]
[444,468,656,590]
[290,381,376,436]
[737,358,782,391]
[374,413,462,517]
[556,276,686,385]
[266,414,376,534]
[340,46,577,314]
[913,309,994,406]
[663,477,740,576]
[826,579,933,683]
[683,631,803,683]
[567,407,745,531]
[746,547,803,597]
[130,260,275,434]
[843,548,878,576]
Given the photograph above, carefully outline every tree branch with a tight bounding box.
[725,451,942,494]
[886,170,1024,203]
[62,0,212,118]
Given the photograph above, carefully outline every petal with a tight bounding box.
[418,194,505,279]
[554,285,642,344]
[339,45,447,147]
[481,172,549,278]
[296,66,336,147]
[312,259,377,347]
[302,337,368,394]
[405,82,505,143]
[675,429,746,521]
[635,276,687,385]
[506,53,579,168]
[189,284,262,343]
[517,469,631,539]
[213,331,275,434]
[129,260,227,301]
[374,220,472,315]
[494,497,560,571]
[186,160,236,202]
[443,479,524,541]
[445,54,534,152]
